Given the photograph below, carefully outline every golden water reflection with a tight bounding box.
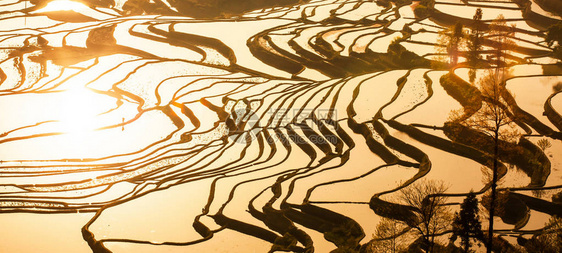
[1,0,562,252]
[35,0,89,13]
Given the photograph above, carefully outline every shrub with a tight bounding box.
[414,5,429,19]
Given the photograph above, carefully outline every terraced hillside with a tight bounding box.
[0,0,561,252]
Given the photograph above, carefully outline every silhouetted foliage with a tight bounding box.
[448,23,464,67]
[414,5,430,19]
[440,73,482,119]
[553,191,562,203]
[369,218,409,253]
[536,138,552,151]
[481,190,529,227]
[388,39,431,68]
[413,0,434,19]
[398,179,452,253]
[451,192,484,252]
[447,15,518,253]
[521,216,562,253]
[467,8,483,83]
[390,0,413,6]
[435,23,465,68]
[546,22,562,60]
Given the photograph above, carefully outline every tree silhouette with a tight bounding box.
[484,16,516,253]
[437,22,465,68]
[452,192,484,252]
[369,217,408,253]
[397,179,452,253]
[522,216,562,253]
[467,8,483,83]
[447,15,518,253]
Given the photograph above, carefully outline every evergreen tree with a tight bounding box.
[436,22,465,68]
[450,15,518,253]
[452,192,484,252]
[467,8,483,83]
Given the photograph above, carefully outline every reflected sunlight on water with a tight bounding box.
[1,0,562,252]
[58,87,114,133]
[35,0,89,13]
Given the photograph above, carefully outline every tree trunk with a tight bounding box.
[487,129,499,253]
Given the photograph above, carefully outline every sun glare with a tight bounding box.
[35,0,89,13]
[58,87,105,134]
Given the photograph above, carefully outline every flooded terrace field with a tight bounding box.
[0,0,562,252]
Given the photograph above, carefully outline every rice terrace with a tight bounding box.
[0,0,561,252]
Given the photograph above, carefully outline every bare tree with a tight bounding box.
[397,179,452,253]
[369,218,408,253]
[449,15,518,253]
[484,16,516,253]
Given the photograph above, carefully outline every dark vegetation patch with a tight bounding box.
[553,191,562,203]
[386,119,509,178]
[443,122,550,187]
[482,191,529,226]
[542,64,562,75]
[439,73,482,117]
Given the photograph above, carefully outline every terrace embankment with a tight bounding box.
[443,122,550,187]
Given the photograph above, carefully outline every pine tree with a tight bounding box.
[452,192,484,252]
[467,8,483,83]
[436,22,465,68]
